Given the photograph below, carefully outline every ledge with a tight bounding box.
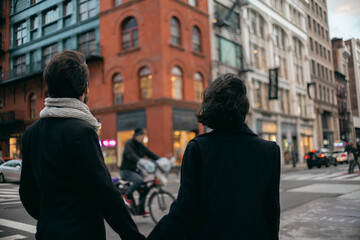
[117,46,141,56]
[192,51,205,58]
[169,43,185,52]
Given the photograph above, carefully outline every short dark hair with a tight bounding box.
[196,73,249,130]
[43,50,89,98]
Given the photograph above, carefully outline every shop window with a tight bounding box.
[43,43,58,66]
[121,17,138,50]
[171,66,183,99]
[173,131,196,164]
[139,67,152,99]
[15,21,27,46]
[14,55,26,76]
[113,73,124,105]
[78,30,96,56]
[44,7,58,25]
[170,17,181,45]
[9,137,21,159]
[78,0,96,21]
[30,93,36,119]
[194,72,203,102]
[192,26,201,52]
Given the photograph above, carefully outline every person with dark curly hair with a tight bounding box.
[148,73,281,240]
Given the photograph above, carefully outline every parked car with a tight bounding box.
[332,151,348,164]
[320,148,337,166]
[305,150,330,169]
[0,159,22,183]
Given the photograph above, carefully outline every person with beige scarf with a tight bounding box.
[19,50,145,240]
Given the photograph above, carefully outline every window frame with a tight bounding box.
[121,17,139,50]
[170,17,181,45]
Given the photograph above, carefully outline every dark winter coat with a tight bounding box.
[148,124,281,240]
[120,138,159,172]
[19,118,145,240]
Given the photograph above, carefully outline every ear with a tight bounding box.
[84,82,89,94]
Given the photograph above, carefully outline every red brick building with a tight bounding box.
[0,0,211,168]
[95,0,211,167]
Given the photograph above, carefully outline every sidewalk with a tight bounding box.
[281,162,308,173]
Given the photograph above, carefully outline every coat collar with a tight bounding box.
[213,123,257,136]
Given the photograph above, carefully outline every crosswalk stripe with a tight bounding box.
[312,172,344,180]
[0,219,36,234]
[0,195,19,198]
[0,235,27,240]
[332,174,359,180]
[0,201,22,205]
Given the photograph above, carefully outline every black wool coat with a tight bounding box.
[20,118,145,240]
[148,124,281,240]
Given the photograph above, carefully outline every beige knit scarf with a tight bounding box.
[40,98,101,132]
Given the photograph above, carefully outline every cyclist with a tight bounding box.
[120,128,159,215]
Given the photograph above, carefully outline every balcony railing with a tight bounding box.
[1,44,102,83]
[0,111,25,123]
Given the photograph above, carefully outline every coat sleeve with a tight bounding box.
[147,140,202,240]
[264,143,281,240]
[71,126,145,240]
[19,130,41,220]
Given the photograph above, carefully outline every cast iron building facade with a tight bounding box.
[209,0,316,165]
[305,0,339,149]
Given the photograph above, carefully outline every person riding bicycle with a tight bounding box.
[120,128,159,215]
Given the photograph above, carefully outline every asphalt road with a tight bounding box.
[0,164,359,239]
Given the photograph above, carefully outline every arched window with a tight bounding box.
[194,72,203,102]
[192,26,201,52]
[170,17,181,45]
[30,93,36,119]
[189,0,197,7]
[139,67,152,99]
[113,73,124,104]
[171,66,183,99]
[122,17,138,50]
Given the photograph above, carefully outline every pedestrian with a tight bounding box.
[147,73,281,240]
[19,50,145,240]
[347,141,357,174]
[120,128,159,215]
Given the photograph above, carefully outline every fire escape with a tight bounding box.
[213,0,251,77]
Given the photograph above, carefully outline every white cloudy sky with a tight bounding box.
[327,0,360,40]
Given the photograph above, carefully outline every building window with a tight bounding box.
[113,73,124,104]
[250,11,256,34]
[194,72,203,102]
[115,0,122,6]
[32,0,42,4]
[79,0,97,21]
[14,55,26,76]
[15,21,27,46]
[122,17,138,50]
[139,67,152,99]
[171,66,183,99]
[44,7,58,24]
[293,37,302,58]
[254,80,261,108]
[307,15,311,28]
[315,41,318,54]
[273,25,285,49]
[170,17,181,45]
[310,37,313,51]
[30,93,36,119]
[216,36,241,69]
[328,50,331,62]
[251,43,260,69]
[317,63,320,77]
[78,30,96,56]
[192,26,201,52]
[312,60,315,75]
[313,19,316,32]
[214,1,240,32]
[43,43,58,66]
[31,16,39,30]
[189,0,197,7]
[64,1,73,16]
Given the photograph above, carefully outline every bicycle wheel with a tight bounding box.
[148,190,175,224]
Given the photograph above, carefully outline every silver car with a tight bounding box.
[0,159,22,183]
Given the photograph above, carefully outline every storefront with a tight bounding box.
[300,125,314,157]
[116,110,147,167]
[256,120,277,142]
[172,108,198,164]
[280,123,297,165]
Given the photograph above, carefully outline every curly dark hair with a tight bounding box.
[196,73,249,130]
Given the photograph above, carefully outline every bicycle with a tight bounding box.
[112,158,176,224]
